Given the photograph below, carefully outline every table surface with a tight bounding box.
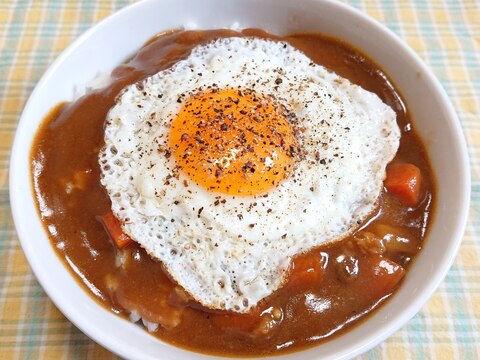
[1,0,479,359]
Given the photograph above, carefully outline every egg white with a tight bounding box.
[99,37,400,312]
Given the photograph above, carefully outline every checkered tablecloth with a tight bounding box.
[1,1,478,359]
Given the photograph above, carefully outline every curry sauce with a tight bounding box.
[31,29,434,356]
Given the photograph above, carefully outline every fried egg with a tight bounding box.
[99,37,400,313]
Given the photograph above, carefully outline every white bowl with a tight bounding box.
[10,0,470,359]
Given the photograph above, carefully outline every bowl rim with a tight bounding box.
[9,0,470,359]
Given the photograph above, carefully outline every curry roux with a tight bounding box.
[31,29,434,356]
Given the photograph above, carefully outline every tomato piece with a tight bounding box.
[384,162,422,207]
[287,252,325,288]
[361,254,405,300]
[213,308,261,332]
[101,212,133,249]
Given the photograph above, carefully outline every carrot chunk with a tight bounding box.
[287,252,325,288]
[101,212,133,249]
[361,254,405,300]
[384,163,422,207]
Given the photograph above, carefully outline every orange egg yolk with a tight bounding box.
[169,89,299,196]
